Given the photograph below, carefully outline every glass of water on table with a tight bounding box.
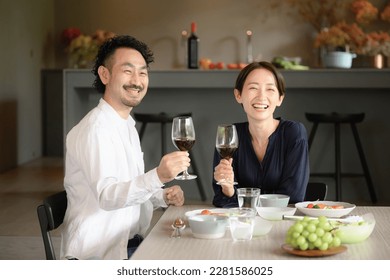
[237,188,260,209]
[229,207,256,241]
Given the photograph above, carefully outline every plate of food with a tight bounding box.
[295,201,356,218]
[184,208,230,219]
[281,244,347,257]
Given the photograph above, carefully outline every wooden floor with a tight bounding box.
[0,157,64,260]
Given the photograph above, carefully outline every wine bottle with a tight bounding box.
[187,22,199,69]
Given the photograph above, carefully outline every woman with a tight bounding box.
[212,61,309,207]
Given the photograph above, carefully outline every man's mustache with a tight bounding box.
[124,84,143,91]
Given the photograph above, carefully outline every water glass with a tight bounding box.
[237,188,260,209]
[229,207,256,241]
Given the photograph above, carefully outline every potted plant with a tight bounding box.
[61,28,115,68]
[314,22,365,68]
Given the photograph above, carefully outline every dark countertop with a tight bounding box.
[62,68,390,90]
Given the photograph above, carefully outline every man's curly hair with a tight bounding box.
[92,35,154,93]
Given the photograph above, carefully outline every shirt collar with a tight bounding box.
[98,98,135,126]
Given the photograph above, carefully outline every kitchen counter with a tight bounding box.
[62,68,390,204]
[64,68,390,90]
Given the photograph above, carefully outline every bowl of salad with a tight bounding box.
[295,201,356,218]
[333,213,376,243]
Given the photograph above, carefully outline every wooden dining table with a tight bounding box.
[131,204,390,260]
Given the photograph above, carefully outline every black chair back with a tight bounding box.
[37,190,67,260]
[305,182,328,201]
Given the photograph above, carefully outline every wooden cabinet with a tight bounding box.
[0,100,17,173]
[41,69,63,156]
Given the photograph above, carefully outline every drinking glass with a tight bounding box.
[237,188,260,209]
[171,116,197,180]
[215,124,238,185]
[229,207,256,241]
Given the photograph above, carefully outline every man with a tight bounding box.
[61,35,189,260]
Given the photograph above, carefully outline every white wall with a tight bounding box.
[0,0,55,164]
[53,0,317,69]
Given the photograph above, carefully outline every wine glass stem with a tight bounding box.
[182,168,190,178]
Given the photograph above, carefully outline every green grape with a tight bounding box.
[331,236,341,247]
[306,223,316,233]
[302,216,311,222]
[292,231,300,238]
[322,222,332,231]
[294,222,304,233]
[315,227,325,237]
[318,216,328,223]
[296,236,306,246]
[319,242,329,250]
[322,232,333,243]
[299,242,309,250]
[308,232,318,242]
[301,230,309,237]
[285,216,342,251]
[314,238,322,247]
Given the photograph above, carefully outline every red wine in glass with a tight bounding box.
[215,124,238,185]
[216,145,237,159]
[174,138,195,151]
[171,116,197,180]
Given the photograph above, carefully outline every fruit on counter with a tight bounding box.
[285,216,341,251]
[227,63,248,69]
[272,56,309,70]
[199,58,212,69]
[199,58,247,70]
[209,62,225,69]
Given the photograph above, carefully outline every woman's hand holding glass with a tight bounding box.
[215,124,238,185]
[214,158,236,197]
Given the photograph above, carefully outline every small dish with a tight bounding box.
[258,194,290,207]
[188,215,228,239]
[256,207,296,221]
[295,201,356,218]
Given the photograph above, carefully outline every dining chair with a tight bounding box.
[304,182,328,201]
[37,190,67,260]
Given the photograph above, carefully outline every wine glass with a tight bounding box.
[171,116,197,180]
[215,124,238,185]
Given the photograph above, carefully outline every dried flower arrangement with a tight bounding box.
[288,0,390,56]
[61,28,115,68]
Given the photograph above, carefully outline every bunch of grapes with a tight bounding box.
[285,216,341,251]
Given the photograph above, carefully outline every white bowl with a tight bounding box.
[334,213,376,244]
[295,201,356,218]
[256,206,296,221]
[188,215,228,239]
[258,194,290,207]
[252,216,273,237]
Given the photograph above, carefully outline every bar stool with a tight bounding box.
[305,112,377,203]
[133,112,207,201]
